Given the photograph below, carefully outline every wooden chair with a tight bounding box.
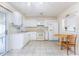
[62,34,77,55]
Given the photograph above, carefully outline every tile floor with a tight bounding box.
[4,40,79,56]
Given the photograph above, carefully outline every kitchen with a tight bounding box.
[0,2,79,56]
[11,12,58,49]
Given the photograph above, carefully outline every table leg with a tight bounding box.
[61,38,64,50]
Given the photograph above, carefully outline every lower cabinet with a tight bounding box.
[26,32,48,40]
[12,33,24,49]
[23,33,29,46]
[28,32,36,40]
[12,33,29,49]
[25,32,48,40]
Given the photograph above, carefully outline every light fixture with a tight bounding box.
[27,2,31,6]
[39,2,43,4]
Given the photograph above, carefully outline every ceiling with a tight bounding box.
[8,2,76,17]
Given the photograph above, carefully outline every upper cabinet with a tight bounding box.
[23,19,37,27]
[13,11,22,26]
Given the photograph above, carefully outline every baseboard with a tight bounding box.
[49,40,58,42]
[22,40,30,49]
[1,49,12,56]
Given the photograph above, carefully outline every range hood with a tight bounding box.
[37,25,44,27]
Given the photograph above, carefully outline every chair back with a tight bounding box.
[66,34,77,44]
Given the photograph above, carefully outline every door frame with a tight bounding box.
[0,11,7,55]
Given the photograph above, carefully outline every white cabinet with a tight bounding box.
[23,20,37,27]
[12,33,24,49]
[12,33,29,49]
[13,12,22,26]
[27,32,36,40]
[23,33,30,45]
[45,31,49,40]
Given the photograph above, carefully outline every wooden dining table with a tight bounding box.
[54,34,72,50]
